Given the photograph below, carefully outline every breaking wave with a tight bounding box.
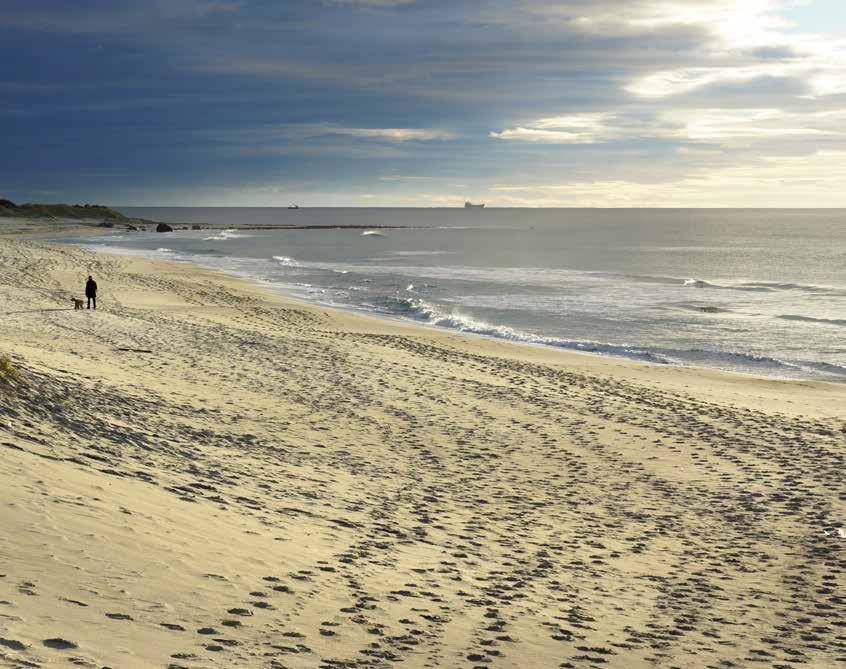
[377,296,846,379]
[382,297,672,364]
[679,277,846,296]
[682,350,846,378]
[737,281,845,294]
[683,278,717,289]
[204,229,245,241]
[778,314,846,327]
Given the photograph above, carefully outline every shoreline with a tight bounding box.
[15,229,846,418]
[9,223,844,414]
[1,232,844,668]
[65,227,846,391]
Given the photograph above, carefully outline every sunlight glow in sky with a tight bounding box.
[1,0,845,206]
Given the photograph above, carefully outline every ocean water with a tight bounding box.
[57,208,846,382]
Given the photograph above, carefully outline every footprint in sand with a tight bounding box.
[0,638,29,650]
[60,597,89,607]
[226,607,253,616]
[43,637,79,649]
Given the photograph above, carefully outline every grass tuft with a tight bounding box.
[0,355,20,387]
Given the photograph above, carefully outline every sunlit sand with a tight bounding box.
[1,225,844,668]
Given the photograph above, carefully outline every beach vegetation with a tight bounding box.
[0,199,127,221]
[0,355,20,389]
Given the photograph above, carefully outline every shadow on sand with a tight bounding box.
[3,308,77,315]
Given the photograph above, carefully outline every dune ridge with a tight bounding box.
[0,236,844,669]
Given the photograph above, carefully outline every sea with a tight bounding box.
[53,208,846,383]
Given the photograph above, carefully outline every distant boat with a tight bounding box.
[288,204,300,209]
[464,201,485,209]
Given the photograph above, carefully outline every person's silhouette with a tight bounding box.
[85,275,98,310]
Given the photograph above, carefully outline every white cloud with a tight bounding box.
[487,150,846,207]
[513,0,784,37]
[623,0,785,41]
[319,125,456,142]
[490,113,619,144]
[625,57,846,99]
[627,64,798,98]
[619,1,846,99]
[489,128,597,144]
[491,107,846,147]
[667,107,844,141]
[207,122,456,143]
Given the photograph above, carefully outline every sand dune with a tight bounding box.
[0,235,844,668]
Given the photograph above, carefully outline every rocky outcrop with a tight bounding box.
[156,223,173,233]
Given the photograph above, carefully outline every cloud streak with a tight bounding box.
[492,108,846,146]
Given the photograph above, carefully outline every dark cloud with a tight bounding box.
[1,0,843,204]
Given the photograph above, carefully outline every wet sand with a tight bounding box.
[0,233,844,668]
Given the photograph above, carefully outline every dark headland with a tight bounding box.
[0,199,409,233]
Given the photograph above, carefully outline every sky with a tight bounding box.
[1,0,845,207]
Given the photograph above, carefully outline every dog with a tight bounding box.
[72,298,85,310]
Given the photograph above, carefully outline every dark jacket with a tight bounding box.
[85,279,98,297]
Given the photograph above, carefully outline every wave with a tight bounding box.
[674,303,729,314]
[662,348,846,378]
[678,277,846,295]
[796,360,846,376]
[361,230,385,237]
[377,296,846,380]
[272,255,299,267]
[392,250,456,256]
[204,229,245,241]
[383,297,672,364]
[737,281,844,294]
[615,272,846,296]
[343,266,846,296]
[683,278,718,289]
[78,244,186,261]
[681,277,778,292]
[778,314,846,327]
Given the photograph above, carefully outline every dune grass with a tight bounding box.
[0,355,20,388]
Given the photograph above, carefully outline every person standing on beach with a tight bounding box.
[85,275,98,310]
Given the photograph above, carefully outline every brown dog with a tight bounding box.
[72,298,84,310]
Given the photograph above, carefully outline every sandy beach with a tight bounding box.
[0,227,844,669]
